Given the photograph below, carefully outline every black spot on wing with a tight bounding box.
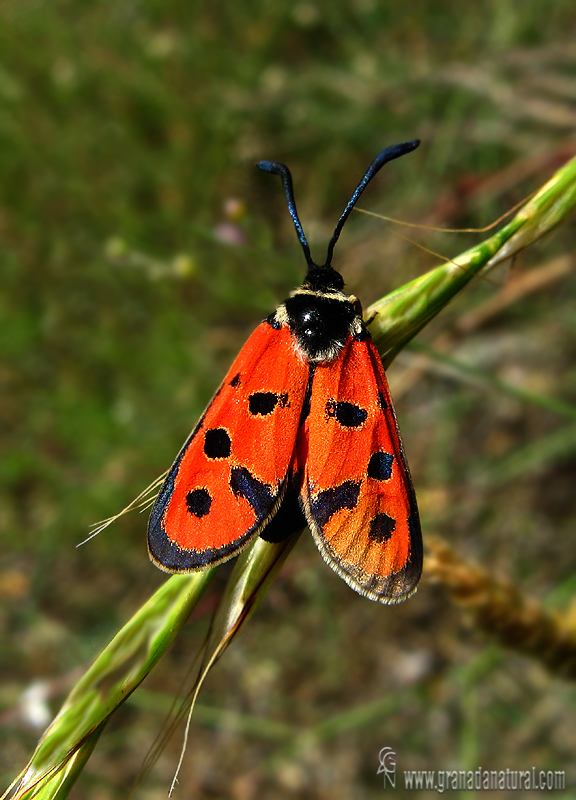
[230,373,241,387]
[204,428,231,459]
[378,392,388,410]
[325,400,367,428]
[186,488,212,518]
[368,512,396,543]
[249,392,290,416]
[230,466,274,518]
[311,480,361,528]
[368,451,394,481]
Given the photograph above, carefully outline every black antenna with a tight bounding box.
[257,160,314,270]
[258,139,420,274]
[324,139,420,268]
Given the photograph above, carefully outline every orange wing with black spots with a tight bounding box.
[148,322,309,572]
[299,334,422,603]
[147,142,423,602]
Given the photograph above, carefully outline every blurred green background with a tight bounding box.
[1,1,576,797]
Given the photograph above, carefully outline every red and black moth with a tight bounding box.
[148,140,423,603]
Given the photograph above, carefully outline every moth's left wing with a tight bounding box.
[148,322,309,572]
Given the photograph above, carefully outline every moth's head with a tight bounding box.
[303,265,344,293]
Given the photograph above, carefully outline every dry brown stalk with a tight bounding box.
[425,535,576,679]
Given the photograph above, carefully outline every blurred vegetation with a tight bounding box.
[1,1,576,798]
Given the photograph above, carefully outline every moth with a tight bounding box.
[148,140,423,603]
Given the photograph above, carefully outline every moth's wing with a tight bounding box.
[300,334,422,603]
[148,322,309,572]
